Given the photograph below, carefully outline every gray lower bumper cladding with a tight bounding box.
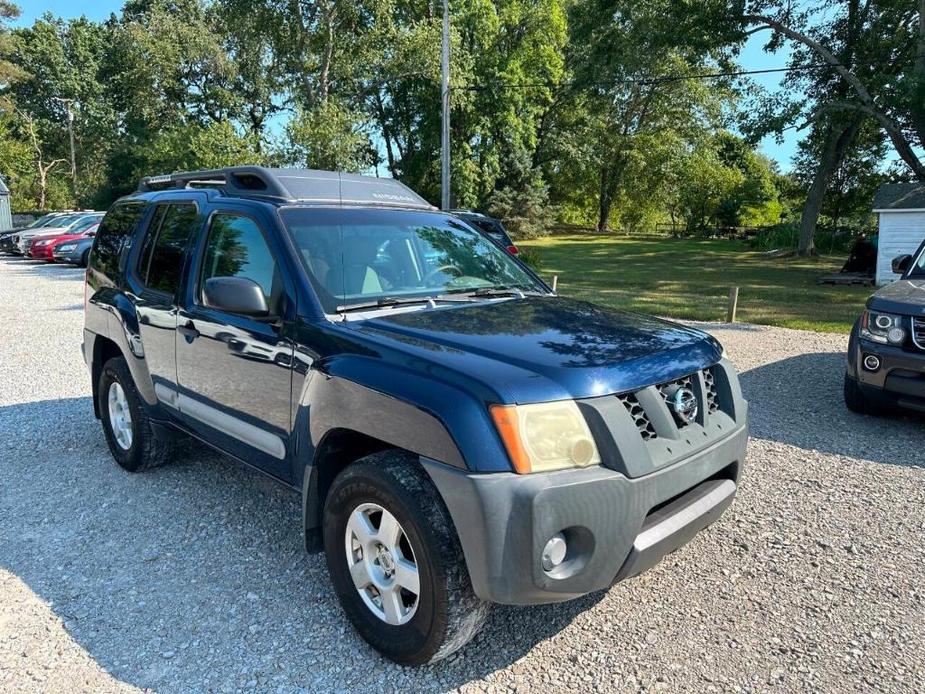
[423,423,747,605]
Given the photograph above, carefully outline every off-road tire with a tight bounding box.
[98,356,173,472]
[843,373,870,415]
[323,451,490,665]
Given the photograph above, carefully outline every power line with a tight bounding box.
[455,62,836,91]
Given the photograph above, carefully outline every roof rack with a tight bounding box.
[137,166,436,210]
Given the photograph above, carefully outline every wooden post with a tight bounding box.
[726,287,739,323]
[552,275,558,292]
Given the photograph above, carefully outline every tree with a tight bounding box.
[568,0,733,232]
[0,1,24,104]
[732,0,924,253]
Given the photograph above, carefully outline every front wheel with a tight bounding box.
[323,451,489,665]
[843,373,870,414]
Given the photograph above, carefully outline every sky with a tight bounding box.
[13,0,802,170]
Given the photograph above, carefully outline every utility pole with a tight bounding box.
[440,0,450,210]
[53,97,77,188]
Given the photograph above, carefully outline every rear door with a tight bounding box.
[175,205,296,481]
[127,200,203,408]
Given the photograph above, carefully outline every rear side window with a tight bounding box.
[91,202,147,278]
[137,203,198,294]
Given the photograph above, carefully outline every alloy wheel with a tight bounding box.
[344,502,420,625]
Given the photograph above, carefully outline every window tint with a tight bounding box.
[200,214,278,307]
[90,202,147,278]
[142,204,198,294]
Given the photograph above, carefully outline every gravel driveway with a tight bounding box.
[1,256,923,693]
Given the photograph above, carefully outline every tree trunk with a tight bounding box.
[597,165,612,232]
[798,120,860,255]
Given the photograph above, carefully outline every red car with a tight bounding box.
[28,223,99,261]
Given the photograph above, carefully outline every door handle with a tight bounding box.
[178,320,200,340]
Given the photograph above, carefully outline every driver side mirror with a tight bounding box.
[203,277,270,317]
[892,254,912,275]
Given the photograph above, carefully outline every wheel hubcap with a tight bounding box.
[344,502,420,625]
[107,381,133,450]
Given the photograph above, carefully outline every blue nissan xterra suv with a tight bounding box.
[83,167,748,664]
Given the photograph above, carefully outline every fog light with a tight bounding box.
[887,327,905,344]
[542,533,567,571]
[863,354,881,371]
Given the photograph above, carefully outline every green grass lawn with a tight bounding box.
[519,234,872,333]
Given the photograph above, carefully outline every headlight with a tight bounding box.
[490,400,601,474]
[860,310,905,345]
[57,243,77,251]
[37,240,51,246]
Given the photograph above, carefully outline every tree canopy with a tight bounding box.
[0,0,920,252]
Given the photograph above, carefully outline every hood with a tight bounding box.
[19,226,70,239]
[349,296,721,404]
[868,278,925,315]
[33,231,85,245]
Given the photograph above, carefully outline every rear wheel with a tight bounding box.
[323,451,489,664]
[98,356,173,472]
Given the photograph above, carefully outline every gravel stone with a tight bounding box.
[1,257,924,692]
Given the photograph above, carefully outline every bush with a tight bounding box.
[487,159,553,240]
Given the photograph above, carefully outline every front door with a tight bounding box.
[176,208,295,480]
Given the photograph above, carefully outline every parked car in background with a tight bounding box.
[450,210,519,255]
[52,231,97,267]
[84,166,747,665]
[29,222,99,261]
[15,212,103,255]
[0,211,75,250]
[845,238,925,415]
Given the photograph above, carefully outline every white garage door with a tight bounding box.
[877,211,925,285]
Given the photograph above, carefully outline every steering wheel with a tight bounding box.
[423,264,463,284]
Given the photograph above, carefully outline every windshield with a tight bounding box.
[70,215,102,233]
[28,214,58,228]
[44,213,83,229]
[280,207,543,313]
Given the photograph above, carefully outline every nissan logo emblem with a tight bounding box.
[667,386,699,425]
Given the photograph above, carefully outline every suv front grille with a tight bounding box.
[618,367,722,442]
[702,367,719,413]
[913,318,925,350]
[618,392,657,441]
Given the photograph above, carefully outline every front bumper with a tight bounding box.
[29,245,54,260]
[423,421,747,605]
[53,248,83,263]
[852,338,925,412]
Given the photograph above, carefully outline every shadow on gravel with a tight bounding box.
[739,351,925,468]
[0,396,605,692]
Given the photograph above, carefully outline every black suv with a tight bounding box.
[845,239,925,414]
[450,210,518,254]
[84,167,748,664]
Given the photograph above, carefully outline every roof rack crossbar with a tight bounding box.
[136,166,435,210]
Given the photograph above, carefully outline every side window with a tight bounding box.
[141,204,198,294]
[90,202,147,277]
[200,213,279,308]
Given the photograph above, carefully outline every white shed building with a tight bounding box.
[874,182,925,285]
[0,178,11,232]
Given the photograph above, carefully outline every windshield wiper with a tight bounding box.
[336,295,473,313]
[443,284,545,299]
